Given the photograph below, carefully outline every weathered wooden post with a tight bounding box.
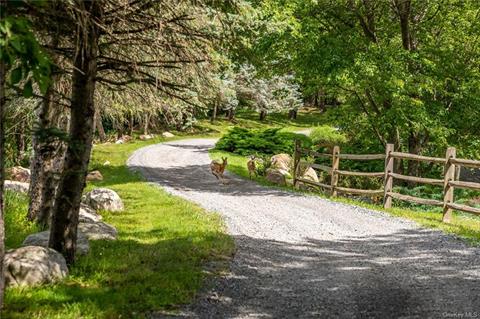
[293,140,301,188]
[331,146,340,197]
[383,143,394,209]
[442,147,456,223]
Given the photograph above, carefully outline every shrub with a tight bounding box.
[215,127,312,156]
[310,126,347,149]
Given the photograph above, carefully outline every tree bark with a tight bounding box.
[49,0,101,265]
[14,121,26,165]
[288,109,297,120]
[227,108,235,121]
[28,64,66,228]
[211,101,217,123]
[0,2,6,304]
[143,113,150,135]
[95,109,106,142]
[259,110,267,121]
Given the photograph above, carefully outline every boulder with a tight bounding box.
[78,221,117,241]
[162,131,174,138]
[79,204,103,223]
[115,135,132,144]
[4,180,29,194]
[4,246,68,287]
[82,188,124,212]
[302,167,319,182]
[266,168,287,186]
[86,170,103,181]
[139,134,155,140]
[271,154,292,171]
[23,231,90,255]
[6,166,31,183]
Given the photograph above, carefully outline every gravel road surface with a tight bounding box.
[127,139,480,319]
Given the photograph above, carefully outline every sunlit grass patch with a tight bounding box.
[4,137,234,318]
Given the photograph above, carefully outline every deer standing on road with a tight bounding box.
[247,155,257,179]
[210,157,228,184]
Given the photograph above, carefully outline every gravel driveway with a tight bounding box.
[127,139,480,318]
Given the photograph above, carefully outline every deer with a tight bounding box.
[247,155,257,180]
[210,157,228,184]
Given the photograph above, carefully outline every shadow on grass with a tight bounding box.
[4,229,233,318]
[165,229,480,319]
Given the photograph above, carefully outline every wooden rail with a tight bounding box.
[386,192,444,207]
[293,142,385,199]
[338,153,385,160]
[293,140,480,224]
[389,152,445,164]
[388,173,443,186]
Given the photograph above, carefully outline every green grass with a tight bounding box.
[4,137,234,319]
[210,149,480,246]
[194,108,325,135]
[4,191,40,249]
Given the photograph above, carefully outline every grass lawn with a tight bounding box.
[210,149,480,246]
[3,137,234,319]
[194,107,326,135]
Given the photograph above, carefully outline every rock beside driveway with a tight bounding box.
[82,188,124,212]
[6,166,31,183]
[4,180,29,194]
[79,204,103,223]
[162,131,175,138]
[22,230,90,255]
[86,170,103,181]
[266,169,287,186]
[78,221,118,241]
[4,246,68,287]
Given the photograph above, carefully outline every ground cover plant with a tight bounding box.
[215,127,312,156]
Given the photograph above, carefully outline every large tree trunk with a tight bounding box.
[49,0,101,265]
[28,66,67,228]
[0,5,6,305]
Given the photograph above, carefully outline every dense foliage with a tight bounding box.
[215,127,311,155]
[244,0,480,176]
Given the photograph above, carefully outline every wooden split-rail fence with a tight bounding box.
[293,141,480,223]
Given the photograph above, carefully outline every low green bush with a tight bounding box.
[215,127,312,156]
[309,125,347,149]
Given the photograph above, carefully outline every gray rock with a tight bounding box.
[4,246,68,287]
[4,180,29,194]
[22,231,90,255]
[78,221,118,241]
[82,188,124,212]
[266,169,287,186]
[79,204,103,223]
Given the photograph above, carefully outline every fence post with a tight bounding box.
[442,147,456,223]
[293,140,301,188]
[331,146,340,196]
[383,143,394,209]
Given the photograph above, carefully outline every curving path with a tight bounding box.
[127,139,480,318]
